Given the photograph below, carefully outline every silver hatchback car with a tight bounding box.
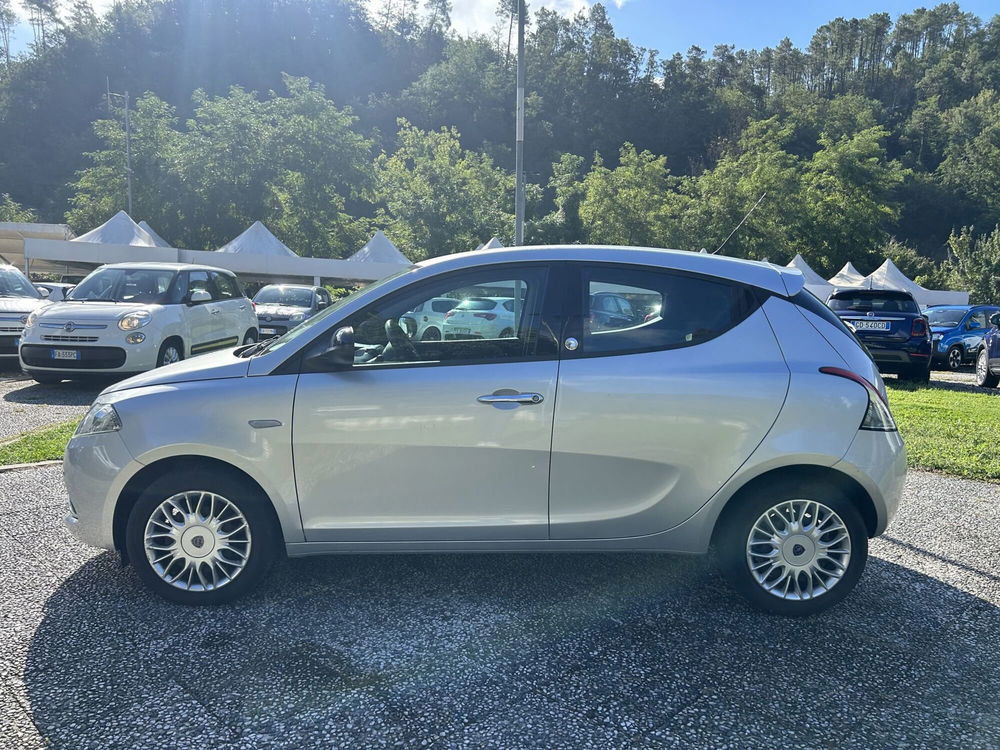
[64,246,905,615]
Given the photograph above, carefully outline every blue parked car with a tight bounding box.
[827,288,931,382]
[975,311,1000,388]
[925,305,1000,371]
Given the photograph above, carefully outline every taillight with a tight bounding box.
[819,367,897,431]
[473,312,497,321]
[911,317,928,338]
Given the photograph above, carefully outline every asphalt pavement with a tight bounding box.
[0,464,996,749]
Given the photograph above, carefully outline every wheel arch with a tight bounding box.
[710,464,879,544]
[158,333,185,359]
[113,454,285,562]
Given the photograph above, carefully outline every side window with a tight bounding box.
[211,272,239,299]
[188,271,214,301]
[344,267,552,367]
[580,267,758,355]
[432,299,457,314]
[970,312,987,329]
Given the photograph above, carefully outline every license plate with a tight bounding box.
[452,327,470,334]
[51,348,80,360]
[261,328,277,335]
[852,320,890,331]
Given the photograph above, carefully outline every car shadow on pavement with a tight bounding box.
[20,550,1000,748]
[2,380,106,407]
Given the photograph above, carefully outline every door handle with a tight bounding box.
[210,308,221,314]
[477,392,544,405]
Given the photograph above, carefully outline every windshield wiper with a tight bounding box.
[68,297,119,303]
[236,340,271,358]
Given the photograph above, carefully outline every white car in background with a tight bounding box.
[34,282,76,301]
[442,296,517,339]
[19,262,259,384]
[400,296,459,341]
[0,265,50,363]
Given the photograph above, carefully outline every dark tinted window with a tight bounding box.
[211,272,241,299]
[828,291,919,314]
[431,299,458,313]
[580,267,758,355]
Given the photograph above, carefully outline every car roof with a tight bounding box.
[98,262,235,274]
[416,246,803,297]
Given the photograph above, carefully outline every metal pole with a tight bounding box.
[514,0,525,246]
[124,91,133,216]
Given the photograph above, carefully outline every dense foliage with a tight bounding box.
[1,0,999,295]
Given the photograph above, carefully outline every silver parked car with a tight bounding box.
[252,284,332,338]
[64,246,905,615]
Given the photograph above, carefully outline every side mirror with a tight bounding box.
[304,326,354,372]
[991,313,1000,327]
[187,289,212,305]
[967,320,982,330]
[36,286,51,298]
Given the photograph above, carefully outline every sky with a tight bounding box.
[9,0,1000,58]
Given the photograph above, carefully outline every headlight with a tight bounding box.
[24,310,38,328]
[75,402,122,436]
[118,311,151,331]
[289,312,305,322]
[931,333,942,341]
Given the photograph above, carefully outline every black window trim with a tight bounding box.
[561,261,766,360]
[279,260,565,375]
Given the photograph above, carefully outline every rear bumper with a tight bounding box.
[833,428,907,536]
[863,340,931,373]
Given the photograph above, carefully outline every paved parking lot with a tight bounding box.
[0,367,100,441]
[0,464,997,749]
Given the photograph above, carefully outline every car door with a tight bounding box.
[209,271,248,348]
[963,309,987,355]
[548,263,790,539]
[183,270,217,354]
[292,263,560,542]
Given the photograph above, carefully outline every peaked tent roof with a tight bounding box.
[481,237,504,250]
[73,211,157,246]
[216,221,297,257]
[138,221,171,248]
[786,253,834,300]
[828,262,866,288]
[347,230,408,264]
[864,259,969,307]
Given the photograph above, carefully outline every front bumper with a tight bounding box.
[19,338,159,374]
[63,428,142,550]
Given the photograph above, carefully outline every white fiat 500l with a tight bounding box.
[20,262,259,383]
[64,247,906,615]
[0,265,50,361]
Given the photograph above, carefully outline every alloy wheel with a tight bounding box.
[746,499,851,600]
[160,346,181,366]
[948,347,963,370]
[977,350,988,381]
[143,491,252,592]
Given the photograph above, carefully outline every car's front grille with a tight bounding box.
[0,326,21,333]
[42,334,100,343]
[20,344,127,369]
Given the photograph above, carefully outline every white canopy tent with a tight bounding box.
[216,221,298,257]
[863,259,968,307]
[138,221,171,248]
[73,211,158,247]
[347,231,409,264]
[828,262,866,288]
[785,254,834,300]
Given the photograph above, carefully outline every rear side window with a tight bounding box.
[211,272,241,299]
[578,266,759,356]
[431,299,457,313]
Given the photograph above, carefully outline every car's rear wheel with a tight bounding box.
[420,327,441,341]
[156,338,184,367]
[499,327,514,338]
[946,345,964,371]
[716,480,868,616]
[976,348,999,388]
[125,469,280,604]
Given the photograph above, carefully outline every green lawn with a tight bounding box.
[887,381,1000,482]
[0,421,78,466]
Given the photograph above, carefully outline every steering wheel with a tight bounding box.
[382,318,419,361]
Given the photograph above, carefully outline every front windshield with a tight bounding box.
[925,308,967,327]
[0,267,41,299]
[68,267,177,303]
[254,286,314,308]
[254,267,415,356]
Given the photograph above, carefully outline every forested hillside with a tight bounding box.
[1,0,1000,292]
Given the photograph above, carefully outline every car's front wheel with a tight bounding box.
[716,480,868,616]
[976,348,999,388]
[946,345,964,371]
[156,339,184,367]
[125,469,280,604]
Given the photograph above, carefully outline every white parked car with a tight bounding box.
[253,284,332,338]
[0,265,50,363]
[34,282,76,301]
[20,262,258,384]
[441,296,517,339]
[63,246,905,615]
[399,296,459,341]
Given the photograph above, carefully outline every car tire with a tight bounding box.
[499,327,514,338]
[125,468,280,605]
[421,327,441,341]
[30,372,63,385]
[243,330,258,345]
[715,479,868,617]
[976,348,999,388]
[156,338,184,368]
[946,345,964,371]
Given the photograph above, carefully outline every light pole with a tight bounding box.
[514,0,525,245]
[106,80,134,216]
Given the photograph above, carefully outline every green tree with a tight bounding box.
[0,193,37,222]
[945,225,1000,303]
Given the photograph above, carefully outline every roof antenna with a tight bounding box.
[713,192,767,255]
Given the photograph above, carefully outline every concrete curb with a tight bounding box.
[0,459,62,473]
